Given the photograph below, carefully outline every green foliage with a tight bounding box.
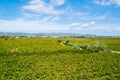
[57,39,62,43]
[62,40,112,53]
[62,40,70,45]
[80,42,111,53]
[0,38,120,79]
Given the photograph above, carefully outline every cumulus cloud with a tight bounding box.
[70,21,96,28]
[22,0,66,15]
[93,0,120,6]
[70,23,81,27]
[82,21,96,27]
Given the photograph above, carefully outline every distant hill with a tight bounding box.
[0,32,119,38]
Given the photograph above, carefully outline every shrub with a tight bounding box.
[63,40,70,45]
[79,42,111,53]
[57,40,62,43]
[61,40,111,53]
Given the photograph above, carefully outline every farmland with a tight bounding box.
[0,37,120,80]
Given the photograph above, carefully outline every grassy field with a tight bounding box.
[0,38,120,80]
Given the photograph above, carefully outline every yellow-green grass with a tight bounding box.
[0,38,120,80]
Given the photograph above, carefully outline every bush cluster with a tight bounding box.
[80,42,111,53]
[61,40,111,53]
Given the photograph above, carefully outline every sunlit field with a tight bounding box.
[0,38,120,80]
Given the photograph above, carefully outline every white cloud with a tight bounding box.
[22,12,42,18]
[74,13,109,21]
[72,12,85,17]
[0,19,119,36]
[67,9,86,19]
[40,16,59,22]
[51,0,65,6]
[70,21,96,28]
[51,17,59,21]
[0,19,97,33]
[116,27,120,30]
[69,12,85,19]
[93,0,120,6]
[90,21,96,24]
[0,19,69,32]
[22,12,60,22]
[82,21,96,27]
[70,23,81,27]
[42,16,53,22]
[95,14,108,20]
[22,0,65,15]
[69,23,120,35]
[108,27,120,32]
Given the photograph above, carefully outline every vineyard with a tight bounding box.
[0,38,120,79]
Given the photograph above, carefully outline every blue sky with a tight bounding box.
[0,0,120,36]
